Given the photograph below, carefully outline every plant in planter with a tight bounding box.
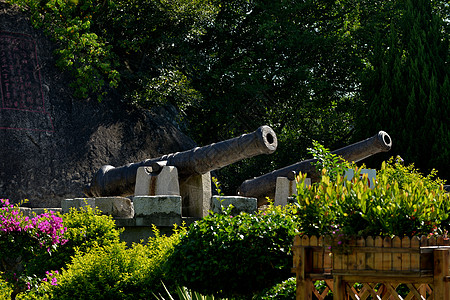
[296,142,449,238]
[294,163,450,239]
[292,142,450,299]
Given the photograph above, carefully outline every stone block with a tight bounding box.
[31,208,62,215]
[274,177,311,206]
[134,166,180,196]
[179,172,211,218]
[61,198,95,213]
[95,197,134,219]
[133,195,182,217]
[18,207,31,217]
[344,168,376,188]
[211,196,257,215]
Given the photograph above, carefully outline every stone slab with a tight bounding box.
[179,172,211,218]
[95,197,134,219]
[211,196,257,215]
[31,208,62,215]
[18,207,31,217]
[61,197,134,218]
[61,198,95,213]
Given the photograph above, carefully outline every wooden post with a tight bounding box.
[433,248,449,300]
[296,246,313,300]
[333,275,346,300]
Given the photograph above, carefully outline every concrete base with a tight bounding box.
[211,196,257,215]
[133,195,182,218]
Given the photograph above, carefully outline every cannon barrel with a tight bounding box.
[85,125,278,197]
[238,131,392,205]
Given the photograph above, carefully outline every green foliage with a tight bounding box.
[256,277,296,300]
[165,205,298,298]
[0,279,13,300]
[42,225,184,299]
[9,0,120,100]
[184,0,360,194]
[8,0,217,102]
[295,161,450,238]
[383,156,446,190]
[27,205,123,275]
[308,140,352,181]
[155,283,228,300]
[355,0,450,179]
[0,200,67,299]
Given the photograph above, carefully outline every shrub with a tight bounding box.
[256,277,296,300]
[26,205,123,276]
[0,199,67,299]
[165,205,298,299]
[295,144,450,237]
[155,283,229,300]
[41,225,184,300]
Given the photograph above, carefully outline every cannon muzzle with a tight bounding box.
[85,125,277,197]
[238,131,392,205]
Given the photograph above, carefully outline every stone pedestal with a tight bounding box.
[179,172,212,218]
[211,196,257,215]
[134,166,180,196]
[61,197,134,219]
[274,177,311,206]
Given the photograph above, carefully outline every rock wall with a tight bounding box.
[0,1,196,207]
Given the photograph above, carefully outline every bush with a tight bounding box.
[165,205,298,299]
[41,225,184,300]
[27,205,123,276]
[0,199,67,299]
[256,277,296,300]
[294,149,450,237]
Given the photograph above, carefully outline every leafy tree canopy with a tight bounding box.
[8,0,450,189]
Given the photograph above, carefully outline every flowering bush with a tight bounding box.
[39,225,185,300]
[0,199,67,299]
[37,205,123,274]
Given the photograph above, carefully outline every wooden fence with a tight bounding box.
[292,235,450,299]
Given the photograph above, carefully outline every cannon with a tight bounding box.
[84,125,277,198]
[238,131,392,205]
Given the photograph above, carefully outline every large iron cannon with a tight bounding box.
[238,131,392,205]
[85,125,277,198]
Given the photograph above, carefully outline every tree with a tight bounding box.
[355,0,450,180]
[180,0,362,192]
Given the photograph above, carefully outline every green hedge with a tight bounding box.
[165,205,299,299]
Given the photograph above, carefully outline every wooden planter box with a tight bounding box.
[292,235,450,299]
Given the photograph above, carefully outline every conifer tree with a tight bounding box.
[357,0,450,179]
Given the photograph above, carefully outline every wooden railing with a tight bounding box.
[292,235,450,299]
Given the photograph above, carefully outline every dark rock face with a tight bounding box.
[0,1,196,207]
